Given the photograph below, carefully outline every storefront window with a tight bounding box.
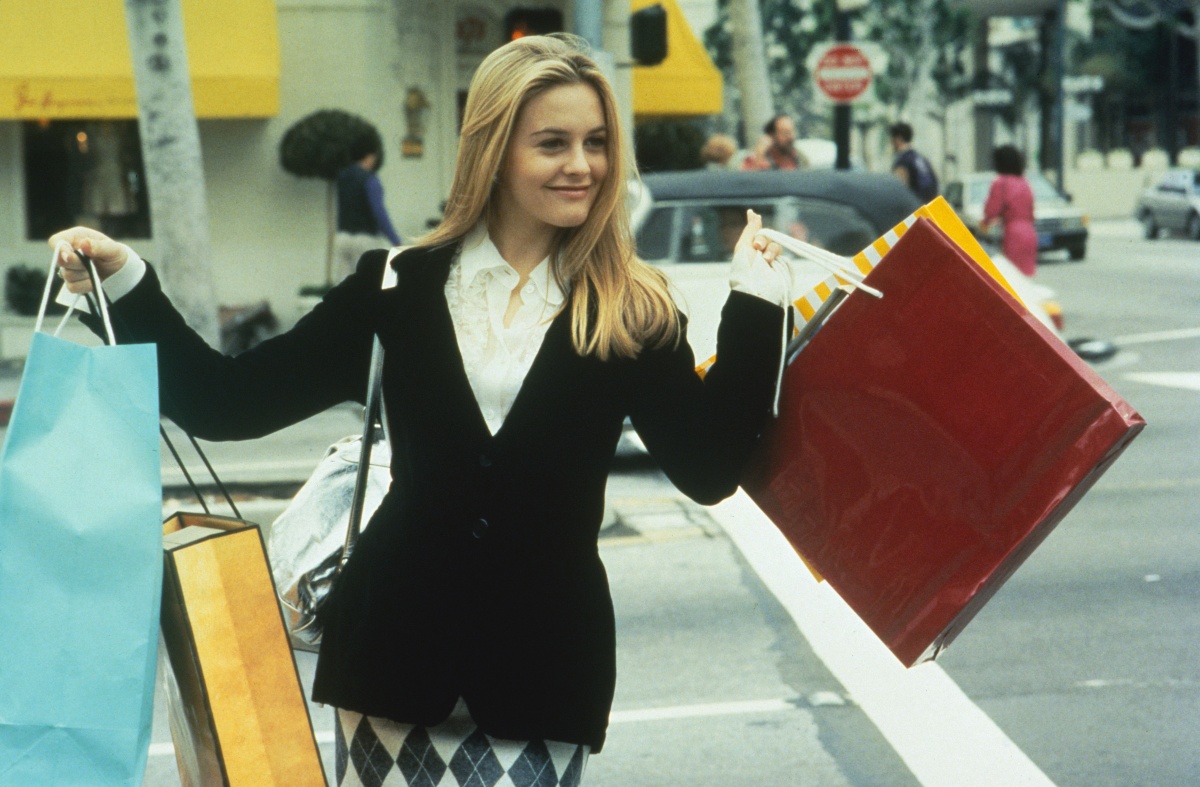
[22,120,151,241]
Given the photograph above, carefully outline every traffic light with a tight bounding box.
[630,4,667,66]
[503,8,564,41]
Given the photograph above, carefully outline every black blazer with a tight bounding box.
[106,243,783,751]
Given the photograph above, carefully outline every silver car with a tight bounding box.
[1135,168,1200,240]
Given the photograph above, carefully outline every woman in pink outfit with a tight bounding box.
[982,145,1038,276]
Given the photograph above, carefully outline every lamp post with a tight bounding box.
[833,0,869,170]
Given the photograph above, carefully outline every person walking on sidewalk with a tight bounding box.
[334,133,402,282]
[981,144,1039,277]
[51,34,788,787]
[889,122,939,201]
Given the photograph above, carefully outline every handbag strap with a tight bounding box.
[340,246,403,568]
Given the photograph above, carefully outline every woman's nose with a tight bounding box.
[563,144,589,174]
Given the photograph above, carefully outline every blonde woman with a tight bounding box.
[52,34,788,786]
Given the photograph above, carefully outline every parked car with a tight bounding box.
[943,171,1089,260]
[1135,168,1200,240]
[631,169,1063,362]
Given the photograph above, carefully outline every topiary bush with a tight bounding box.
[279,110,383,181]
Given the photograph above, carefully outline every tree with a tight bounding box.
[1081,0,1199,155]
[279,110,383,288]
[728,0,776,142]
[862,0,974,115]
[705,0,974,136]
[705,0,834,136]
[124,0,219,347]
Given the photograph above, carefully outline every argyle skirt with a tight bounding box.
[335,700,590,787]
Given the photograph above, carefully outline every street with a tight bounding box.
[933,225,1200,787]
[4,223,1194,786]
[589,224,1200,786]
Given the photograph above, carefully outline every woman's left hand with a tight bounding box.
[733,210,783,268]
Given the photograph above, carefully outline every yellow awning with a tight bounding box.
[631,0,723,118]
[0,0,279,120]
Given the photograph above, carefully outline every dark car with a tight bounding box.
[634,168,921,263]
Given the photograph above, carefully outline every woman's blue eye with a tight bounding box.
[586,137,607,149]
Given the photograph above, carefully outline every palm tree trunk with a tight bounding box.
[729,0,774,145]
[124,0,220,347]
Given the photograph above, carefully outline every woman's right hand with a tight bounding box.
[47,227,129,295]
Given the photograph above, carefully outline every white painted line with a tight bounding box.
[1113,327,1200,346]
[711,491,1056,787]
[1123,372,1200,392]
[610,697,793,724]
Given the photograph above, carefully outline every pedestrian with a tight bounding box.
[888,122,939,201]
[700,133,737,169]
[741,115,807,171]
[981,144,1038,277]
[51,34,788,787]
[334,132,402,282]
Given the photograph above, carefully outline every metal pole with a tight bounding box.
[834,3,852,170]
[574,0,604,49]
[1049,0,1066,190]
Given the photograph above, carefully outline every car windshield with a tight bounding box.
[1027,173,1068,205]
[637,198,878,263]
[967,173,1067,206]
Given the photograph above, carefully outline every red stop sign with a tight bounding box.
[814,44,873,103]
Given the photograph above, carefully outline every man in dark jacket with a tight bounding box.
[889,122,939,202]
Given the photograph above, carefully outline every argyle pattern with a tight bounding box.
[335,706,588,787]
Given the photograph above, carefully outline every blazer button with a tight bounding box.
[471,518,490,539]
[479,453,493,468]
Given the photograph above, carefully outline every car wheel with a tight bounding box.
[1139,210,1158,240]
[1067,242,1086,261]
[1188,212,1200,241]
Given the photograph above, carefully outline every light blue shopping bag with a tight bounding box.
[0,252,162,786]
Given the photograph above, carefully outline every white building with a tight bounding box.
[0,0,720,322]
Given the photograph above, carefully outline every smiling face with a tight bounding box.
[494,82,609,245]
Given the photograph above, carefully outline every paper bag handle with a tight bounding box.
[37,242,118,343]
[755,228,884,299]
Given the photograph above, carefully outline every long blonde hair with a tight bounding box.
[418,34,679,360]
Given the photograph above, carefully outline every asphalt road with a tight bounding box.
[931,226,1200,786]
[6,221,1193,786]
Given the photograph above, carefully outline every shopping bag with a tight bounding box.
[0,253,162,785]
[160,512,326,786]
[742,217,1145,667]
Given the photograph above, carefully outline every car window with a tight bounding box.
[636,207,675,261]
[675,203,778,263]
[783,198,879,257]
[1027,174,1068,205]
[968,179,992,205]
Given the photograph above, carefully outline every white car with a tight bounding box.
[944,171,1089,261]
[631,170,1064,363]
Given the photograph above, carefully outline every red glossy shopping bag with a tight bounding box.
[742,217,1144,667]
